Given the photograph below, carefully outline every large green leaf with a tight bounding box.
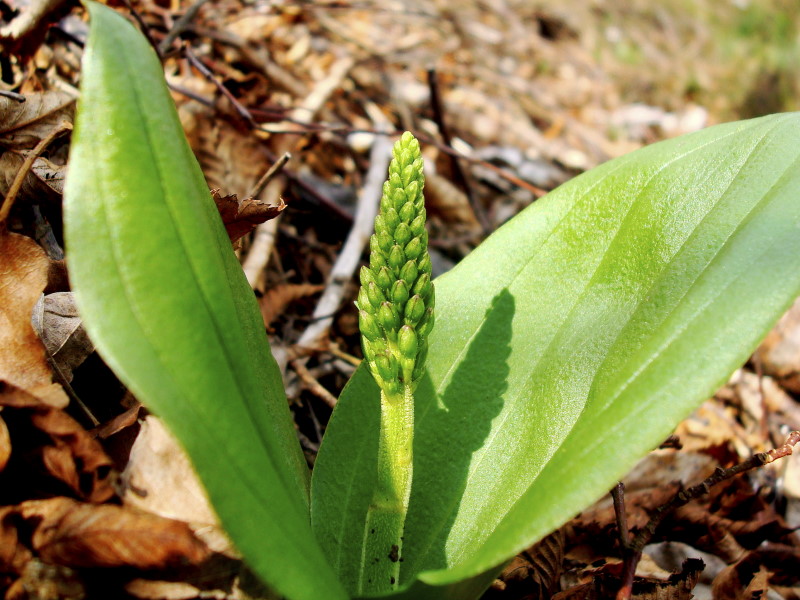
[63,4,346,599]
[311,113,800,598]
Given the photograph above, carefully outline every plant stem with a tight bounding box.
[361,385,414,593]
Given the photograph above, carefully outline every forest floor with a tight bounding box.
[1,0,800,599]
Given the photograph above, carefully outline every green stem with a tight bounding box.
[361,385,414,594]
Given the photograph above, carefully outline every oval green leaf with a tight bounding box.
[311,113,800,598]
[64,4,346,599]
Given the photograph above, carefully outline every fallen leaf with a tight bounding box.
[0,91,75,150]
[0,231,68,405]
[15,497,209,569]
[0,381,114,502]
[0,506,33,574]
[0,0,73,59]
[259,282,324,327]
[0,152,65,208]
[31,292,94,383]
[122,416,232,554]
[212,189,285,245]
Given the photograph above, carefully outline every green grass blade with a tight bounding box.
[63,4,346,599]
[311,113,800,598]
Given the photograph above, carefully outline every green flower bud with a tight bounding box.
[417,308,435,338]
[404,295,425,325]
[410,213,426,236]
[388,244,405,271]
[390,280,410,306]
[360,266,376,288]
[358,132,433,395]
[367,281,386,308]
[404,236,423,261]
[400,355,415,385]
[418,253,432,275]
[374,214,387,236]
[376,266,393,290]
[384,208,400,232]
[405,181,420,204]
[378,302,400,333]
[356,287,371,312]
[394,222,412,247]
[375,351,399,383]
[369,250,386,271]
[399,260,417,285]
[359,310,382,341]
[377,229,393,253]
[411,272,431,299]
[399,201,415,223]
[392,188,406,213]
[397,325,418,360]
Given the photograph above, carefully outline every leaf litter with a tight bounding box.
[2,0,800,598]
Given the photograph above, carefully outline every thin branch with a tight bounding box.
[158,0,211,54]
[427,67,491,234]
[613,430,800,600]
[248,152,291,199]
[119,0,162,59]
[0,90,26,102]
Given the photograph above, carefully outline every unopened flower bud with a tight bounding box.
[398,325,418,360]
[390,280,410,307]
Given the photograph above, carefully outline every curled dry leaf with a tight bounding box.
[259,282,324,327]
[0,231,68,405]
[0,381,114,502]
[0,91,75,150]
[0,506,34,575]
[0,152,65,206]
[212,189,286,246]
[8,497,209,570]
[31,292,94,383]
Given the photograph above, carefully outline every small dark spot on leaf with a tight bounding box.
[390,576,396,585]
[388,544,400,562]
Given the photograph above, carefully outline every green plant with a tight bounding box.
[64,3,800,600]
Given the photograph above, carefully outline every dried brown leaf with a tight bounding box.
[0,381,114,502]
[0,0,72,59]
[259,282,324,327]
[0,91,75,150]
[0,506,33,575]
[122,416,231,554]
[212,189,285,245]
[424,171,480,227]
[31,292,94,384]
[0,152,64,206]
[0,231,68,406]
[15,497,209,569]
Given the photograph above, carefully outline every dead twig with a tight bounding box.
[157,0,211,55]
[290,359,338,409]
[247,152,291,199]
[613,430,800,600]
[427,67,491,234]
[0,90,26,102]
